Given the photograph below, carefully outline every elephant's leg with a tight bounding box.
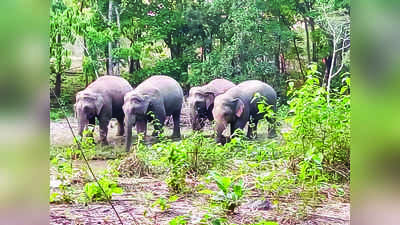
[136,120,147,136]
[152,115,165,137]
[99,118,110,145]
[230,120,247,138]
[116,116,124,136]
[89,116,96,126]
[172,111,181,138]
[267,117,277,138]
[247,119,258,139]
[86,116,96,137]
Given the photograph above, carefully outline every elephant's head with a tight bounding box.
[123,92,150,151]
[75,91,104,136]
[188,87,215,130]
[212,95,244,144]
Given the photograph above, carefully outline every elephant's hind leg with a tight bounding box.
[247,119,258,139]
[172,111,181,138]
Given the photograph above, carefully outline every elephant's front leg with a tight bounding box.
[152,115,165,137]
[116,117,124,136]
[267,117,277,138]
[247,119,258,139]
[99,118,110,145]
[136,120,147,136]
[230,120,247,139]
[172,111,181,138]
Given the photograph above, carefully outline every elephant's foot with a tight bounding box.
[216,136,228,145]
[171,131,181,138]
[100,138,109,146]
[267,129,277,139]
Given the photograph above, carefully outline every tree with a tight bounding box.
[315,0,350,96]
[50,0,76,97]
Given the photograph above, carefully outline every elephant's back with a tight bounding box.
[137,75,183,97]
[87,76,133,112]
[205,78,235,95]
[232,80,276,103]
[137,75,183,114]
[87,75,133,94]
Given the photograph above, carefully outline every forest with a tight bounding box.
[49,0,350,224]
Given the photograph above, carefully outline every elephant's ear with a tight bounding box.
[95,95,104,115]
[205,92,215,110]
[234,98,244,118]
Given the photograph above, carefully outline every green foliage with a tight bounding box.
[209,171,244,213]
[50,149,75,203]
[50,107,73,120]
[140,132,233,192]
[84,176,123,202]
[255,168,296,208]
[152,195,179,211]
[284,65,350,182]
[169,216,188,225]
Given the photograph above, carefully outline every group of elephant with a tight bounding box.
[74,75,277,151]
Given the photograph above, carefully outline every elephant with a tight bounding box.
[188,78,235,131]
[212,80,277,144]
[123,75,184,151]
[74,75,133,145]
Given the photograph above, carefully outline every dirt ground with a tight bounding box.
[49,101,350,225]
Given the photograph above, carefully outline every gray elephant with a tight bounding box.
[123,75,183,151]
[212,80,277,144]
[74,75,133,145]
[188,78,235,130]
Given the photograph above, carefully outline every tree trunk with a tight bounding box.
[310,18,317,62]
[83,38,89,86]
[114,6,120,76]
[293,37,305,78]
[280,53,286,74]
[55,72,62,97]
[129,57,140,73]
[55,34,62,97]
[304,18,311,63]
[275,35,281,73]
[107,0,113,75]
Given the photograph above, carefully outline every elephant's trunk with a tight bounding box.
[125,114,136,152]
[78,110,89,136]
[215,121,227,144]
[190,110,201,131]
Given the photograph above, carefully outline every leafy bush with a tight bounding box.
[169,216,188,225]
[209,171,244,213]
[284,67,350,182]
[152,195,179,211]
[84,176,123,202]
[142,133,233,193]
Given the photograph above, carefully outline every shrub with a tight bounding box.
[84,176,123,202]
[209,171,244,213]
[283,68,350,182]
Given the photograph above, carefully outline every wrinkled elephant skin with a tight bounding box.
[123,75,184,151]
[188,78,235,131]
[74,76,133,145]
[212,80,277,144]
